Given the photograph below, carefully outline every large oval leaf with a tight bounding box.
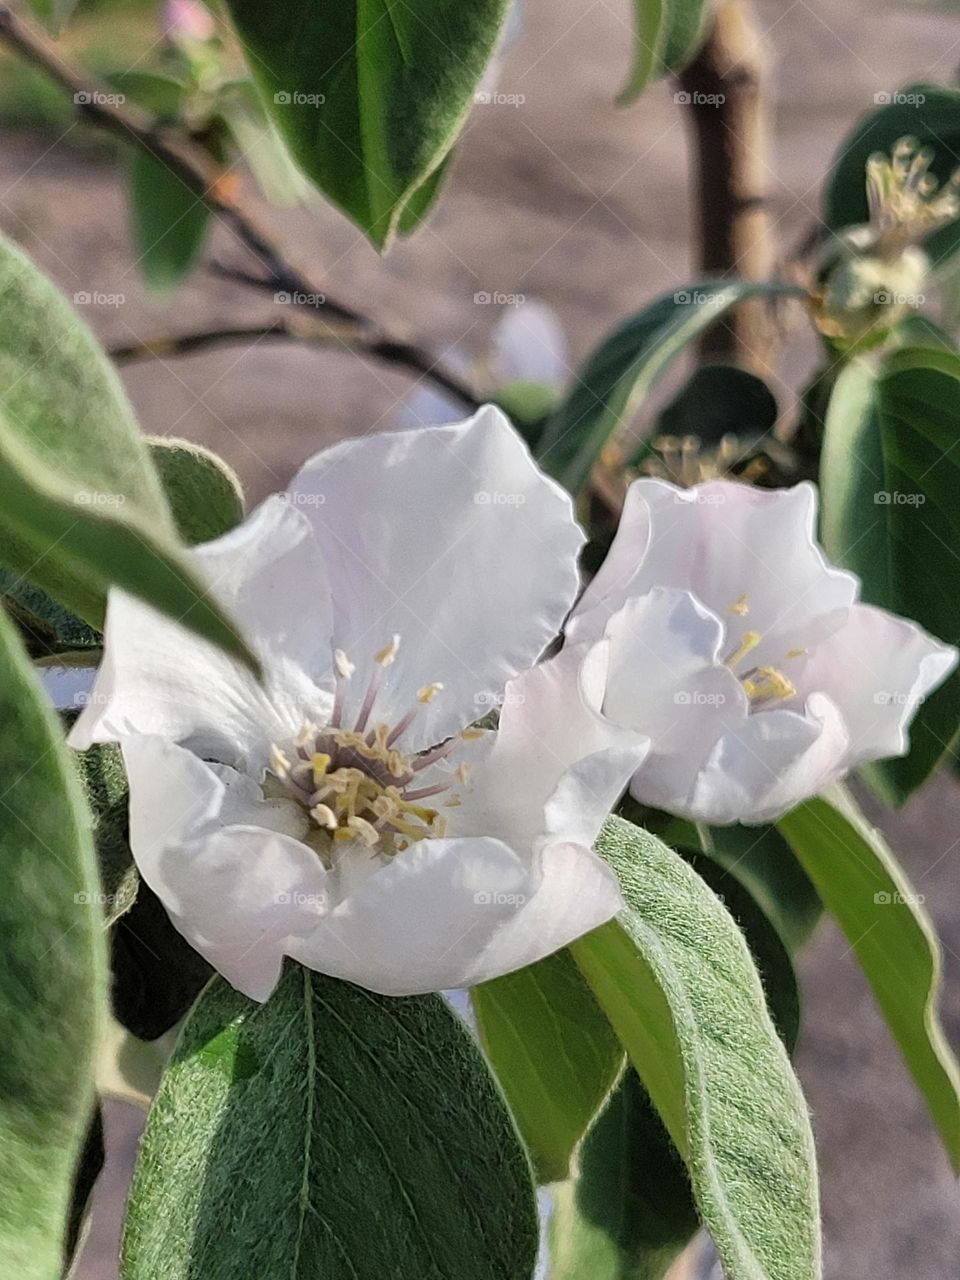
[473,948,624,1182]
[0,605,107,1277]
[0,235,256,670]
[122,964,539,1279]
[571,816,821,1280]
[777,784,960,1174]
[223,0,510,248]
[820,346,960,800]
[536,280,800,496]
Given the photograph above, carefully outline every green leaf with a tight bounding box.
[824,84,960,267]
[549,842,800,1280]
[549,1071,698,1280]
[0,605,107,1278]
[148,438,245,545]
[619,0,711,104]
[24,0,77,35]
[654,363,778,449]
[64,1106,105,1274]
[536,281,800,496]
[128,151,211,292]
[223,0,510,249]
[645,812,822,954]
[820,347,960,800]
[111,885,213,1041]
[0,234,257,672]
[777,784,960,1173]
[0,568,100,658]
[122,964,539,1279]
[473,949,624,1182]
[72,737,138,928]
[571,816,821,1280]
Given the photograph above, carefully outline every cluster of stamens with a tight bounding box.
[269,636,482,861]
[865,136,960,259]
[723,595,804,709]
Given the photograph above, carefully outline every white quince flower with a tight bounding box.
[568,477,957,825]
[70,408,647,1000]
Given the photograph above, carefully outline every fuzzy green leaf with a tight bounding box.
[777,784,960,1173]
[148,438,245,545]
[223,0,510,248]
[0,605,107,1278]
[571,816,821,1280]
[536,281,800,496]
[0,234,257,672]
[473,949,624,1182]
[122,965,539,1279]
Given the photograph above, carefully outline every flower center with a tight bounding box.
[269,636,481,860]
[723,596,805,709]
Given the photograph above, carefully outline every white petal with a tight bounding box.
[600,588,748,811]
[285,406,584,748]
[491,300,569,387]
[287,837,533,995]
[795,602,958,767]
[69,498,332,771]
[681,693,850,824]
[462,842,623,985]
[454,643,648,854]
[122,735,325,1001]
[288,835,621,994]
[572,479,858,644]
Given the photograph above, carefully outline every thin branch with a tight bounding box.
[109,319,365,365]
[0,3,480,410]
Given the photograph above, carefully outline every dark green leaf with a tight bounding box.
[223,0,510,248]
[128,151,211,292]
[824,84,960,267]
[473,949,624,1182]
[111,885,213,1041]
[0,605,107,1278]
[777,784,960,1173]
[654,363,778,449]
[73,737,138,928]
[63,1105,105,1275]
[549,1071,698,1280]
[122,965,539,1279]
[571,816,821,1280]
[536,281,800,496]
[0,568,99,658]
[0,236,257,671]
[820,346,960,800]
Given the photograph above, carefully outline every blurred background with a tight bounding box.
[1,0,958,1274]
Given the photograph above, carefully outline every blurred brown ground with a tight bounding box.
[1,0,958,1274]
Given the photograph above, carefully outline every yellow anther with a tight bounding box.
[375,634,401,667]
[724,630,761,669]
[310,803,338,830]
[348,816,380,847]
[311,753,331,784]
[461,726,488,742]
[728,594,750,617]
[417,682,444,704]
[743,667,796,704]
[786,648,808,660]
[334,649,355,679]
[295,721,318,748]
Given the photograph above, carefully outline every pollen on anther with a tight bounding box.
[728,594,750,617]
[334,649,355,680]
[417,682,444,703]
[375,635,401,667]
